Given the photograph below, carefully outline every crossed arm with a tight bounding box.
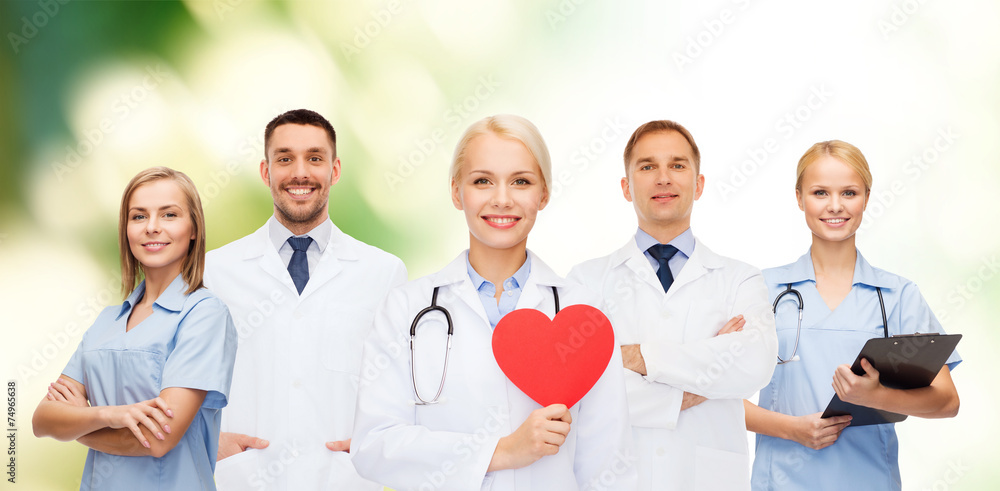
[615,274,777,431]
[32,375,206,458]
[621,313,752,411]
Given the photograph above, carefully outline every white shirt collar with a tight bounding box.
[267,216,332,253]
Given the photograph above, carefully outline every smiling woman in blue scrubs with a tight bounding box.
[32,167,237,490]
[744,141,961,491]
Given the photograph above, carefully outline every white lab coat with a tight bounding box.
[569,238,777,491]
[204,218,406,490]
[352,251,637,491]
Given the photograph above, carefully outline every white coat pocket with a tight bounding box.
[694,445,750,490]
[215,448,262,491]
[322,306,375,373]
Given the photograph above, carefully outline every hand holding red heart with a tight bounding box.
[489,304,614,470]
[487,404,572,472]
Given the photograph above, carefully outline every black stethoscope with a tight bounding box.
[773,283,888,364]
[409,285,560,405]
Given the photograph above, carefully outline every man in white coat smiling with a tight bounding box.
[204,109,406,489]
[568,120,777,491]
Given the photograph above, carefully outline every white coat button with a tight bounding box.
[292,380,302,388]
[293,310,303,320]
[656,447,666,456]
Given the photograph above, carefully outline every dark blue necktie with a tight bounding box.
[648,244,679,293]
[287,236,313,294]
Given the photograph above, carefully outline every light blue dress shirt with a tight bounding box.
[634,227,695,281]
[269,216,331,276]
[466,252,531,327]
[751,249,961,491]
[63,274,238,490]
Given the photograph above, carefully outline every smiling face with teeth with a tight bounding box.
[261,123,341,235]
[451,132,549,258]
[796,155,869,245]
[126,179,197,282]
[621,130,705,242]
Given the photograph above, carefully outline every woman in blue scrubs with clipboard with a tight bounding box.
[744,140,961,491]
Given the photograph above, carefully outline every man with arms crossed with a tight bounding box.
[205,109,406,489]
[569,120,777,490]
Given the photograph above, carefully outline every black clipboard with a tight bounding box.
[820,333,961,426]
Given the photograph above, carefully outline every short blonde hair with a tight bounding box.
[796,140,873,194]
[449,115,552,191]
[118,167,207,298]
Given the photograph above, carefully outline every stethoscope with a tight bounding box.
[410,285,560,405]
[773,284,888,364]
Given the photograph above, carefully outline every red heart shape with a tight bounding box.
[492,304,615,408]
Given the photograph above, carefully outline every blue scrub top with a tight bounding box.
[63,275,238,490]
[751,250,961,491]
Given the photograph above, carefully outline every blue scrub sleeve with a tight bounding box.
[897,282,962,370]
[61,339,86,385]
[161,296,238,409]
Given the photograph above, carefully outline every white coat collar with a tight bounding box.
[241,216,361,262]
[609,236,725,297]
[267,216,332,254]
[427,250,568,323]
[429,250,566,289]
[240,216,361,299]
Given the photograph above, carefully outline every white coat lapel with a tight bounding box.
[518,282,545,312]
[433,252,490,326]
[245,225,299,294]
[665,238,722,300]
[616,241,663,294]
[517,252,566,317]
[297,226,355,300]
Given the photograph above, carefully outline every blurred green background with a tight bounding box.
[2,0,997,489]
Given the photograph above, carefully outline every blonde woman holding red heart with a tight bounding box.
[351,115,636,490]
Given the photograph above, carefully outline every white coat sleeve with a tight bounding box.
[641,271,778,400]
[351,290,497,491]
[572,346,639,489]
[388,257,408,289]
[622,369,685,429]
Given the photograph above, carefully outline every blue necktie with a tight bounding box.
[287,236,313,294]
[648,244,679,293]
